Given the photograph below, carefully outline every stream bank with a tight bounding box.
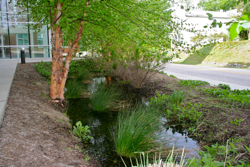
[0,63,100,167]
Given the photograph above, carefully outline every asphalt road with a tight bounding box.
[162,64,250,90]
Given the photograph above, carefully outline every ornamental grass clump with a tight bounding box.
[91,85,121,112]
[121,146,192,167]
[114,106,161,158]
[65,80,84,98]
[76,68,91,81]
[168,91,184,108]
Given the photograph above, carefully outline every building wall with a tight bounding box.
[0,0,50,59]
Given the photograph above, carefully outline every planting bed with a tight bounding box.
[1,60,250,166]
[0,63,100,167]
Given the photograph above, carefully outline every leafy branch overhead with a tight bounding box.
[18,0,175,51]
[16,0,181,101]
[229,14,250,40]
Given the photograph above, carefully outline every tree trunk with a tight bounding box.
[50,5,85,101]
[50,25,63,100]
[58,22,84,99]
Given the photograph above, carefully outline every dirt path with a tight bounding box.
[0,63,100,167]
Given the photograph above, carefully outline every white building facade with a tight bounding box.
[0,0,51,59]
[171,7,238,48]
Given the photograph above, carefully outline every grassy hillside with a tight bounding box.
[176,41,250,66]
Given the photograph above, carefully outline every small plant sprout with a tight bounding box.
[170,74,177,78]
[72,121,92,142]
[229,118,243,126]
[85,155,90,162]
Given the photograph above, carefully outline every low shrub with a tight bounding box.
[108,46,171,88]
[33,61,52,79]
[76,68,91,81]
[68,60,84,74]
[69,59,102,74]
[113,106,161,158]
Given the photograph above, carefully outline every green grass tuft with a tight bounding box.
[91,85,121,112]
[76,69,91,81]
[65,80,84,98]
[113,105,161,158]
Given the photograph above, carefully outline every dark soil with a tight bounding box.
[0,63,100,167]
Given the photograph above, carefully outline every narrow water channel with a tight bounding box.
[66,76,200,167]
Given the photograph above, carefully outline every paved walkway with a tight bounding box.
[0,58,52,126]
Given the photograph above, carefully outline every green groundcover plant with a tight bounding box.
[72,121,92,142]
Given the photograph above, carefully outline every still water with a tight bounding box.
[67,77,200,167]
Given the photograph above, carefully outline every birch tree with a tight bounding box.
[17,0,174,101]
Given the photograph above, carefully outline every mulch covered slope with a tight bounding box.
[0,63,100,167]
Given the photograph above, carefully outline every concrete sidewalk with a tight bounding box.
[0,58,52,127]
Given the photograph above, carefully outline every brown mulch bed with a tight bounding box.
[0,63,100,167]
[1,61,250,166]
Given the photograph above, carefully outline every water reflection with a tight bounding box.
[67,77,200,166]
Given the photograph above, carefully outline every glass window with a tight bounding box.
[30,46,49,58]
[37,33,43,45]
[3,34,9,45]
[17,33,29,45]
[30,25,48,46]
[0,47,11,58]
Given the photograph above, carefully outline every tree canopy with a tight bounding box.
[16,0,179,100]
[198,0,242,11]
[18,0,174,53]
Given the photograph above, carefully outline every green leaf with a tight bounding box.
[206,13,213,20]
[218,22,222,28]
[229,23,241,40]
[244,145,250,155]
[240,15,250,21]
[229,142,235,149]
